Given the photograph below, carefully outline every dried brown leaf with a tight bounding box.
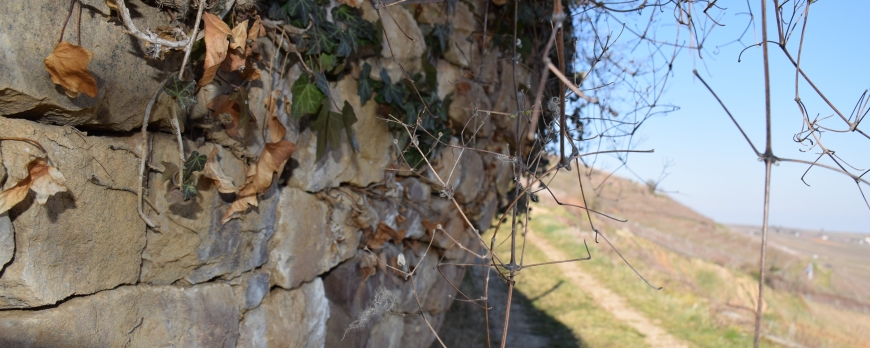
[249,140,296,191]
[221,50,248,73]
[202,146,239,193]
[0,158,68,214]
[337,0,365,8]
[0,179,31,215]
[221,114,296,224]
[360,251,378,279]
[29,160,68,205]
[198,13,232,86]
[363,223,405,250]
[248,16,266,40]
[229,19,248,52]
[207,94,241,138]
[43,42,98,98]
[267,114,286,143]
[220,185,258,224]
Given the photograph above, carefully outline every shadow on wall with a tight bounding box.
[437,267,584,348]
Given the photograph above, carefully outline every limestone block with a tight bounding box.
[436,59,462,101]
[0,0,180,131]
[367,315,405,348]
[427,137,486,203]
[237,278,329,348]
[361,3,426,81]
[400,314,442,348]
[322,247,454,348]
[0,149,5,183]
[231,270,271,312]
[397,177,431,240]
[288,76,392,192]
[474,189,499,231]
[416,2,476,33]
[427,3,478,68]
[479,48,501,93]
[266,187,360,290]
[448,83,494,139]
[427,198,478,253]
[0,117,145,309]
[0,284,239,347]
[0,214,12,273]
[139,136,278,285]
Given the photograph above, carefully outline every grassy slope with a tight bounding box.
[525,166,870,347]
[439,165,870,347]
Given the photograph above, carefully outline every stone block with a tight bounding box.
[0,284,239,347]
[139,136,277,285]
[0,117,145,308]
[266,187,360,290]
[0,0,181,131]
[237,278,329,348]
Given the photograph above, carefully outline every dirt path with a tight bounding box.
[525,231,690,348]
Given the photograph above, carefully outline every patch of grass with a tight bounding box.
[515,240,649,347]
[529,206,768,348]
[483,227,649,348]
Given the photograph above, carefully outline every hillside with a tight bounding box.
[439,165,870,347]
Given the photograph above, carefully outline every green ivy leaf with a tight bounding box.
[332,5,374,38]
[183,151,207,181]
[306,22,338,55]
[336,38,352,57]
[380,69,405,105]
[358,62,372,105]
[290,74,324,119]
[341,100,358,152]
[322,20,341,38]
[283,0,316,24]
[313,72,331,101]
[181,181,198,201]
[320,53,336,71]
[401,102,418,123]
[311,99,344,161]
[332,5,360,25]
[268,2,288,20]
[335,30,358,57]
[422,57,438,92]
[432,23,453,55]
[163,75,197,110]
[446,0,457,15]
[359,20,383,48]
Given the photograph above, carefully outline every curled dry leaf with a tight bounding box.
[202,145,239,194]
[228,19,248,52]
[222,18,266,74]
[360,252,378,279]
[43,41,98,98]
[0,158,68,214]
[248,17,266,40]
[222,19,249,72]
[220,185,258,224]
[207,94,242,138]
[337,0,365,8]
[199,13,232,86]
[221,50,247,73]
[364,223,405,250]
[249,140,296,191]
[220,116,296,224]
[265,91,287,143]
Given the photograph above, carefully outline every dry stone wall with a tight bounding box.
[0,0,529,346]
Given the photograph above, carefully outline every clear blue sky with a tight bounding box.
[584,2,870,233]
